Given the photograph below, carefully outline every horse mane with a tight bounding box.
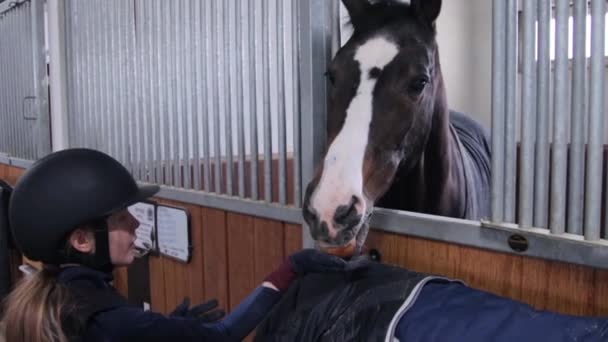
[346,1,416,34]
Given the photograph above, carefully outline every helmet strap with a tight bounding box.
[60,219,114,273]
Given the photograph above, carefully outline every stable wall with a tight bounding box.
[2,162,607,318]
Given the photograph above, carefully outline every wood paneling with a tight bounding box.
[148,253,166,313]
[284,224,302,256]
[366,229,608,316]
[226,212,256,310]
[201,207,229,312]
[253,218,284,284]
[113,267,129,298]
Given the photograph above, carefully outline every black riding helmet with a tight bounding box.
[9,148,159,270]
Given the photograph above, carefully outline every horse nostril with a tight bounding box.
[334,195,362,227]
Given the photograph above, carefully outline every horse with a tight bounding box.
[302,0,491,252]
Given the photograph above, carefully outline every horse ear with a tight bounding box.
[411,0,442,25]
[342,0,370,29]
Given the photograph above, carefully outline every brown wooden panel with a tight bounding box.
[0,164,7,179]
[457,246,523,300]
[185,204,205,304]
[518,257,550,308]
[112,266,129,298]
[594,269,608,316]
[162,257,178,313]
[253,218,284,284]
[226,212,255,310]
[201,207,229,312]
[284,224,302,256]
[148,254,166,313]
[364,230,607,316]
[365,230,404,265]
[6,167,24,185]
[543,262,595,316]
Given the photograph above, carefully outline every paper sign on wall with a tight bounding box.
[156,205,191,263]
[128,202,157,253]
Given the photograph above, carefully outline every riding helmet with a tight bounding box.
[8,148,159,265]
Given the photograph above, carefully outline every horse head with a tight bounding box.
[303,0,447,251]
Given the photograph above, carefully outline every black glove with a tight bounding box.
[169,297,225,323]
[288,248,370,275]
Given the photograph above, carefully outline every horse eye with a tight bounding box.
[408,77,429,95]
[324,70,336,85]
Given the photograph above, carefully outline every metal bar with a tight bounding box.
[4,12,16,157]
[493,0,508,223]
[90,0,101,152]
[169,0,178,186]
[144,0,155,183]
[263,0,273,202]
[223,0,234,196]
[181,0,192,189]
[157,186,303,224]
[518,0,536,228]
[163,1,174,185]
[153,183,608,271]
[0,24,7,153]
[192,0,202,191]
[212,0,222,193]
[202,0,212,192]
[101,1,111,156]
[171,0,181,187]
[119,1,129,168]
[503,0,517,223]
[585,0,605,241]
[534,0,550,228]
[107,0,117,157]
[128,0,138,175]
[372,209,608,272]
[236,0,246,198]
[4,13,15,155]
[72,0,84,148]
[83,1,94,152]
[568,0,587,235]
[10,5,21,158]
[154,0,163,184]
[62,0,73,148]
[298,0,333,247]
[135,0,146,182]
[17,5,27,158]
[249,0,261,201]
[550,0,569,235]
[291,0,302,207]
[277,0,287,205]
[31,0,50,159]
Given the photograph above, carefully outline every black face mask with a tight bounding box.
[59,218,114,273]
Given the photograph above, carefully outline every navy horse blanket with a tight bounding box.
[255,262,608,341]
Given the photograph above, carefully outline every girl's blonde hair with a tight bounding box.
[1,266,76,342]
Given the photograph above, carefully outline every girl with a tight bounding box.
[1,148,351,342]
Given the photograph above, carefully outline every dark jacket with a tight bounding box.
[254,262,434,342]
[58,266,280,342]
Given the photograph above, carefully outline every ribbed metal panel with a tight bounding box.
[0,1,42,160]
[63,0,300,204]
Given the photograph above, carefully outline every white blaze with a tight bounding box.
[310,36,399,235]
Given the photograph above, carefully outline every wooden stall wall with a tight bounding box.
[366,230,608,316]
[146,198,302,316]
[2,162,607,320]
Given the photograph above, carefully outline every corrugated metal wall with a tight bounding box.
[65,0,301,205]
[0,1,39,160]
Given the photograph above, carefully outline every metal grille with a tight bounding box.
[65,0,301,205]
[0,0,48,160]
[492,0,607,240]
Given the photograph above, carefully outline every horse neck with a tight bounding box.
[376,74,467,217]
[408,68,467,217]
